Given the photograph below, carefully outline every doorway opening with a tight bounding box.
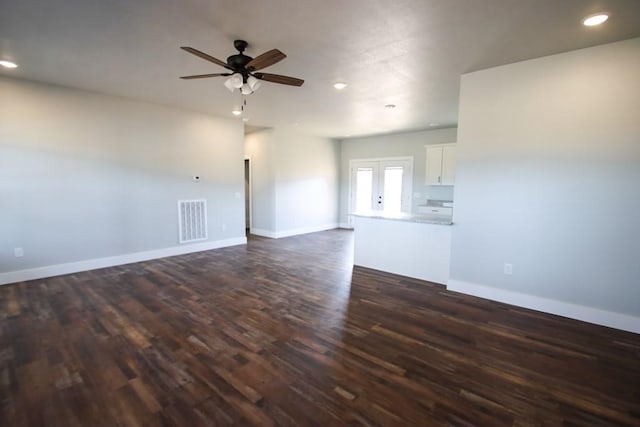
[244,158,251,236]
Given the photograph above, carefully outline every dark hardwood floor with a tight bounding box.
[1,229,639,426]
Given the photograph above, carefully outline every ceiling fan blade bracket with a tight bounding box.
[246,49,287,71]
[254,72,304,87]
[180,73,232,79]
[180,47,234,71]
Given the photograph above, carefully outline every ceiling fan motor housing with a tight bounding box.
[227,40,253,80]
[227,53,253,71]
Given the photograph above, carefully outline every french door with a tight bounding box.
[349,157,413,226]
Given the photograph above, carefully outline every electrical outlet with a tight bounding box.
[14,247,24,257]
[503,263,513,275]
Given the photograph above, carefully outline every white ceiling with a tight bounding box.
[2,0,639,138]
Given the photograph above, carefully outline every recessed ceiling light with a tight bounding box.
[429,123,439,127]
[232,109,242,116]
[333,82,347,90]
[583,13,608,26]
[0,60,18,69]
[385,104,396,109]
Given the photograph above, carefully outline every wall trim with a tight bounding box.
[448,279,640,334]
[250,224,338,239]
[339,222,353,229]
[0,237,247,286]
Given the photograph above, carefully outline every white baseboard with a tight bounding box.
[448,279,640,334]
[0,237,247,286]
[249,228,277,238]
[339,222,353,229]
[273,223,338,239]
[250,224,338,239]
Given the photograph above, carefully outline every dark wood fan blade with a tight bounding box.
[180,47,232,70]
[246,49,286,71]
[255,72,304,86]
[180,73,230,79]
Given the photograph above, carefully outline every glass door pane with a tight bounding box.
[379,159,413,213]
[381,166,403,213]
[349,159,412,227]
[355,167,374,212]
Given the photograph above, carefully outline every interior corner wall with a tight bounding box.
[339,128,458,226]
[450,38,640,325]
[0,77,246,282]
[273,129,339,236]
[244,128,339,238]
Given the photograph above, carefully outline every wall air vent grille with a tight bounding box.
[178,199,208,243]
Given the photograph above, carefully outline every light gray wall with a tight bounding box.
[244,128,339,236]
[451,37,640,316]
[274,129,339,232]
[339,128,458,225]
[0,77,245,273]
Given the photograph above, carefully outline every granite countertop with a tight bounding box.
[350,210,453,225]
[421,200,454,208]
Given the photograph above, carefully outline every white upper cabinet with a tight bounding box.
[425,143,456,186]
[441,144,456,185]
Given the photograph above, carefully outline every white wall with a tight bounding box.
[245,128,339,238]
[0,77,246,282]
[450,38,640,329]
[339,128,458,225]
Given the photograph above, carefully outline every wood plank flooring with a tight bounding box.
[1,229,639,426]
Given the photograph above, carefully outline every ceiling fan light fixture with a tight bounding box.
[232,109,242,116]
[224,78,236,92]
[224,73,244,92]
[247,75,261,91]
[241,84,253,95]
[583,13,608,26]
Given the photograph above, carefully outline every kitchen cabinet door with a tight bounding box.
[441,145,456,185]
[425,143,456,186]
[425,146,444,185]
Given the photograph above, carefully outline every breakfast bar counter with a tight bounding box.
[351,211,453,285]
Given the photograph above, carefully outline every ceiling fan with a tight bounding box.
[180,40,304,94]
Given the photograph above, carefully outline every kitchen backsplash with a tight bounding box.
[426,185,454,200]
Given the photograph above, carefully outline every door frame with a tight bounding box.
[244,156,252,233]
[348,156,414,227]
